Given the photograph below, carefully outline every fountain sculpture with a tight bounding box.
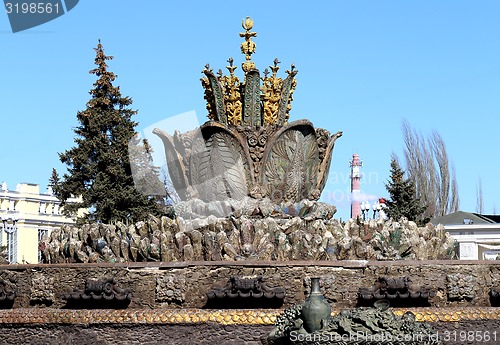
[153,16,342,220]
[1,17,491,345]
[40,18,454,265]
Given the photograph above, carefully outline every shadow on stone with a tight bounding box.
[62,298,131,310]
[29,299,53,308]
[0,299,14,309]
[204,296,284,309]
[490,288,500,307]
[357,296,431,308]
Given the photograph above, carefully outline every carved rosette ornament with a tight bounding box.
[154,17,342,206]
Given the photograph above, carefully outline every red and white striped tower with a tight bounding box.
[350,153,362,219]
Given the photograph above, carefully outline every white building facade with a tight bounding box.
[446,224,500,260]
[0,182,82,264]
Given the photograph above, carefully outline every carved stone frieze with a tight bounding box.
[446,273,475,301]
[30,273,54,305]
[156,274,186,304]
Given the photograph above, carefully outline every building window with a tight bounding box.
[5,225,17,264]
[38,228,49,263]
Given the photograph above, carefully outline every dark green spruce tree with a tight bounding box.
[52,40,162,223]
[385,159,429,226]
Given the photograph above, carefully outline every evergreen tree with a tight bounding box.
[48,168,60,190]
[385,159,429,225]
[53,40,162,223]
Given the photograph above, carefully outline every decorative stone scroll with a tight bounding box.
[206,276,285,309]
[358,277,435,307]
[62,278,132,309]
[208,276,285,299]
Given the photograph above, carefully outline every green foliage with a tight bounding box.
[48,168,60,190]
[376,227,403,252]
[52,41,164,223]
[385,159,429,226]
[389,227,402,248]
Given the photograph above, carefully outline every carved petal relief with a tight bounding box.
[190,129,249,202]
[262,123,318,203]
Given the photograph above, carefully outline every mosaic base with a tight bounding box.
[0,307,499,325]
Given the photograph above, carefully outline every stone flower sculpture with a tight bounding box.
[153,17,342,212]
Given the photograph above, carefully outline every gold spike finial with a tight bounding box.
[201,17,298,126]
[239,16,257,72]
[226,57,237,75]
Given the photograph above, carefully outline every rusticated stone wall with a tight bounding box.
[0,323,272,345]
[1,260,500,309]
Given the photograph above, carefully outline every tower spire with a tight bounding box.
[350,153,362,219]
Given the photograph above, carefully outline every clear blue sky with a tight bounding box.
[1,1,499,220]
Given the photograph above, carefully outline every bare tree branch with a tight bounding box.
[476,177,484,214]
[450,164,459,213]
[398,119,459,218]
